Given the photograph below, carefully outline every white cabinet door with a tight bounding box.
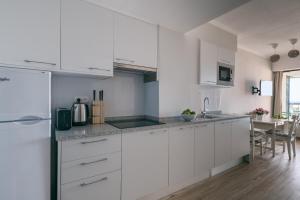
[114,14,157,68]
[61,171,121,200]
[218,47,235,65]
[214,120,232,167]
[194,123,214,180]
[61,0,113,76]
[122,129,169,200]
[199,41,218,85]
[0,0,60,70]
[231,118,250,160]
[169,126,195,185]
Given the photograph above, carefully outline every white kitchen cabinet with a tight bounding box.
[114,14,158,68]
[58,134,121,200]
[169,126,195,185]
[218,46,235,65]
[199,41,218,85]
[0,0,60,70]
[61,171,121,200]
[122,129,169,200]
[231,118,250,160]
[194,123,214,180]
[61,0,113,76]
[214,120,232,167]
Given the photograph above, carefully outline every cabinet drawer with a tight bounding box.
[61,170,121,200]
[61,135,121,162]
[62,152,121,184]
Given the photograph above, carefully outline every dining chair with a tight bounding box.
[266,115,299,160]
[250,118,266,160]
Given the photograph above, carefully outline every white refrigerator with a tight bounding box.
[0,67,51,200]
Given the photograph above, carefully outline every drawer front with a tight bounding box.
[61,170,121,200]
[62,152,121,184]
[62,134,121,162]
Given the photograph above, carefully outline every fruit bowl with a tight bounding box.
[181,114,196,121]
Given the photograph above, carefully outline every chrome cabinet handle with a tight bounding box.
[0,77,10,82]
[115,58,135,63]
[81,138,107,144]
[88,67,111,72]
[80,158,108,166]
[24,59,56,66]
[80,177,108,187]
[149,129,167,135]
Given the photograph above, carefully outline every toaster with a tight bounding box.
[56,108,72,131]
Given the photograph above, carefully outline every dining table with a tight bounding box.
[252,118,288,157]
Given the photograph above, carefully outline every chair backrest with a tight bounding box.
[288,115,300,137]
[250,117,254,137]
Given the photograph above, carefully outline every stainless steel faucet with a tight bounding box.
[202,97,210,117]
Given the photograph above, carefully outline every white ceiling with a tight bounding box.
[88,0,250,32]
[211,0,300,58]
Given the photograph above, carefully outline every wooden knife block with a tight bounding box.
[92,101,104,124]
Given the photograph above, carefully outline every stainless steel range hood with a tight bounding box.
[113,62,157,83]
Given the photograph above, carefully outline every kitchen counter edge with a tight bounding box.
[55,115,251,141]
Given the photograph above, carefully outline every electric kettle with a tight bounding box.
[72,98,89,126]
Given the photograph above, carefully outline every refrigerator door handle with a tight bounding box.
[13,116,47,125]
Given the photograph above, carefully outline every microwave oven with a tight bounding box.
[217,62,234,86]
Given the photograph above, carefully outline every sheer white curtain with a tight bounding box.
[273,71,283,116]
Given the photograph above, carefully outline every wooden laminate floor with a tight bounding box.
[161,140,300,200]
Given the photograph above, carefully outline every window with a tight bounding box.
[286,76,300,118]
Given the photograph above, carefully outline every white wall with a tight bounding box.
[158,27,198,117]
[51,72,145,118]
[186,23,237,51]
[144,81,159,117]
[272,55,300,71]
[219,49,272,114]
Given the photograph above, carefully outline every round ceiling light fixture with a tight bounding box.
[288,38,299,58]
[270,43,280,63]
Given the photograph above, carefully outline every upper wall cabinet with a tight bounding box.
[218,46,235,66]
[199,40,218,85]
[114,14,158,68]
[61,0,114,76]
[0,0,60,71]
[199,40,236,86]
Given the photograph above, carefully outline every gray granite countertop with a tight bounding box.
[56,114,250,141]
[56,123,121,141]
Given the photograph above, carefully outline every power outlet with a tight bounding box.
[74,96,90,103]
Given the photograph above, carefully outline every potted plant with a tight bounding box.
[251,108,269,120]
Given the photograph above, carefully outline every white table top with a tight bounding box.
[253,118,287,125]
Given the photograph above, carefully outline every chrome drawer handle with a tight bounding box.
[80,177,108,187]
[88,67,111,72]
[24,59,56,66]
[80,158,108,166]
[115,58,135,63]
[0,77,10,82]
[81,138,107,144]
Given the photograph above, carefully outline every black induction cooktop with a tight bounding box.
[106,118,165,129]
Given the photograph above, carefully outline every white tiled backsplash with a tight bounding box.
[190,84,221,114]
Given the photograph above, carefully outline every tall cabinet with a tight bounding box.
[61,0,114,76]
[0,0,60,70]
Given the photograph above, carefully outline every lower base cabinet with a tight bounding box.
[61,170,121,200]
[231,118,250,160]
[195,123,214,179]
[122,129,169,200]
[169,126,195,185]
[214,120,232,167]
